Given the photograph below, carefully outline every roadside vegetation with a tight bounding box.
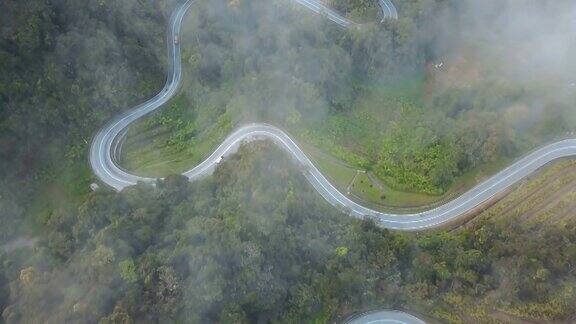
[328,0,381,22]
[122,0,576,207]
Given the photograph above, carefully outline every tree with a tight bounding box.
[119,259,138,284]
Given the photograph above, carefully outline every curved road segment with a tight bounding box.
[293,0,397,27]
[346,310,425,324]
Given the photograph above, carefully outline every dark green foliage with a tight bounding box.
[0,0,170,264]
[1,144,575,323]
[0,0,167,180]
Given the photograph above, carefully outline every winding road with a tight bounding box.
[89,0,576,230]
[89,1,573,322]
[293,0,397,27]
[346,310,425,324]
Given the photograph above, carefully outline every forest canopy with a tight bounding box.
[2,144,576,322]
[1,0,576,323]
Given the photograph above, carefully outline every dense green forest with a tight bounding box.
[0,0,173,241]
[2,144,576,322]
[1,0,576,322]
[0,0,170,174]
[0,0,174,316]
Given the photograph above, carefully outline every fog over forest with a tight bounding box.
[1,0,576,323]
[432,1,576,108]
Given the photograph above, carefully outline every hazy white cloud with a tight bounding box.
[435,0,576,85]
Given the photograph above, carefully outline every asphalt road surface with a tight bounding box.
[346,310,426,324]
[89,1,571,321]
[293,0,397,27]
[379,0,398,21]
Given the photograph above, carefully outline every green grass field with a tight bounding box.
[120,92,233,177]
[293,78,425,171]
[304,145,442,208]
[305,141,514,209]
